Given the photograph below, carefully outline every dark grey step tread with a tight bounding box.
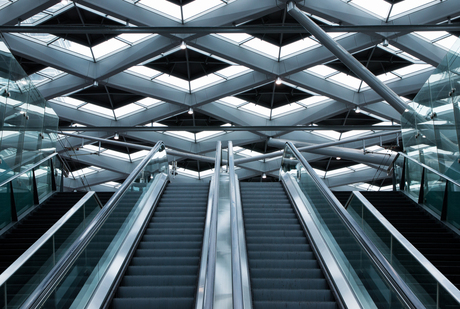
[246,230,305,237]
[126,266,198,276]
[137,242,202,250]
[111,297,194,309]
[253,300,338,309]
[131,257,199,266]
[246,236,307,244]
[250,259,319,269]
[253,289,334,302]
[116,286,195,298]
[121,275,197,286]
[250,268,324,279]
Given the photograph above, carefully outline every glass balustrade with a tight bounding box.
[280,144,410,309]
[347,193,460,309]
[40,144,168,309]
[0,193,100,309]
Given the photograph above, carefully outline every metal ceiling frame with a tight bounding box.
[0,0,455,189]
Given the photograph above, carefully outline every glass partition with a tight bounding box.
[0,154,65,230]
[0,39,58,184]
[40,144,168,309]
[393,153,460,228]
[347,193,460,309]
[281,144,409,309]
[0,194,100,309]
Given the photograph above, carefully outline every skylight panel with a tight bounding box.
[327,167,353,177]
[196,131,226,141]
[376,72,398,83]
[165,131,195,141]
[215,66,251,79]
[130,150,150,160]
[392,64,432,77]
[349,0,391,19]
[127,66,162,79]
[38,67,65,79]
[240,103,271,118]
[390,0,436,18]
[280,38,319,59]
[327,73,362,90]
[297,96,329,107]
[45,2,69,13]
[307,65,337,77]
[118,33,154,44]
[242,38,279,60]
[435,35,459,50]
[190,74,224,92]
[50,39,93,59]
[154,74,189,91]
[313,130,341,140]
[100,181,122,190]
[21,12,50,25]
[114,103,144,118]
[53,97,85,108]
[182,0,224,21]
[341,130,371,139]
[79,103,114,118]
[92,38,128,60]
[219,96,247,107]
[103,149,131,161]
[215,33,253,44]
[19,33,58,44]
[0,1,14,10]
[415,31,449,42]
[271,103,304,118]
[135,0,181,21]
[137,97,162,107]
[29,74,50,86]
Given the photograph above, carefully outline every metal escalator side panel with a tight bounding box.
[281,174,360,309]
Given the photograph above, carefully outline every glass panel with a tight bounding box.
[0,195,100,309]
[346,194,460,309]
[445,182,460,228]
[423,169,446,215]
[12,169,34,216]
[405,159,423,202]
[42,145,169,308]
[0,39,57,184]
[35,159,52,201]
[53,157,63,193]
[281,146,407,309]
[401,38,460,183]
[0,182,12,229]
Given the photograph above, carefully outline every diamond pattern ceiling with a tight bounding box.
[2,0,457,190]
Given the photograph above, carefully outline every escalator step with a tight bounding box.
[110,182,209,309]
[241,182,338,309]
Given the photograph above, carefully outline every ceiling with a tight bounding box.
[1,0,457,191]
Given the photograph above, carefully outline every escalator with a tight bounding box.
[0,192,86,273]
[45,190,144,309]
[361,191,460,289]
[240,182,338,309]
[109,182,209,308]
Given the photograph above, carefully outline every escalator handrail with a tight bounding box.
[0,152,64,188]
[228,141,251,309]
[200,141,221,309]
[0,191,97,287]
[352,191,460,304]
[21,141,166,309]
[396,152,460,188]
[285,142,425,309]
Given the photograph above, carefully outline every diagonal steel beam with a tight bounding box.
[287,2,408,114]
